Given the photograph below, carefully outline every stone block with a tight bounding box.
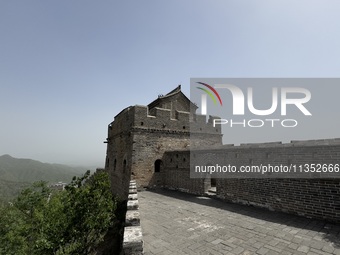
[125,210,140,226]
[127,200,139,210]
[123,226,143,255]
[128,194,138,200]
[129,188,137,194]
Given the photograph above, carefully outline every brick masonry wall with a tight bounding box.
[162,150,205,195]
[131,131,191,188]
[216,179,340,223]
[105,106,135,200]
[106,103,222,195]
[162,140,340,223]
[105,87,340,222]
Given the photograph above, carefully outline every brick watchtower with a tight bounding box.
[105,86,222,199]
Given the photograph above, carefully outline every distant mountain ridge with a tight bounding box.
[0,154,86,183]
[0,154,88,203]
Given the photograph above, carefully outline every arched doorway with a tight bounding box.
[153,159,164,187]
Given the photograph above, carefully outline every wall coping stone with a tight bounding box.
[122,180,144,255]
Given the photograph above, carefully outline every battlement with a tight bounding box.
[120,105,223,135]
[108,106,135,137]
[185,138,340,151]
[288,138,340,146]
[237,138,340,148]
[107,83,222,138]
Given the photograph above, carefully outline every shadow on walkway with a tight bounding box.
[145,188,340,248]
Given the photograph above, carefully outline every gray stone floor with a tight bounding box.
[139,190,340,255]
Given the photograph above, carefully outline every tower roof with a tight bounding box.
[148,85,198,112]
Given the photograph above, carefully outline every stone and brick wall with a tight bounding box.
[216,178,340,222]
[161,150,205,195]
[105,106,135,200]
[161,139,340,223]
[105,86,340,224]
[106,103,222,199]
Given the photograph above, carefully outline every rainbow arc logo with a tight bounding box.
[196,82,223,106]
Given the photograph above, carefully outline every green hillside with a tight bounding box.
[0,179,31,205]
[0,154,87,203]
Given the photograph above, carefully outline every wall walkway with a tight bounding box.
[139,189,340,255]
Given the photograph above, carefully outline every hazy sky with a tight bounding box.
[1,1,340,166]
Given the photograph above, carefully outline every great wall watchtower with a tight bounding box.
[105,85,222,199]
[105,85,340,222]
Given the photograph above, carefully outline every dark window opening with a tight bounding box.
[113,159,117,171]
[154,159,162,173]
[106,157,109,169]
[211,178,216,187]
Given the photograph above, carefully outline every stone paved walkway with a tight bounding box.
[139,190,340,255]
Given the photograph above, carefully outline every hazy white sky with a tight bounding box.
[1,1,340,166]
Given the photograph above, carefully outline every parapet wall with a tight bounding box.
[238,138,340,147]
[132,105,222,136]
[192,140,340,179]
[162,138,340,223]
[122,180,143,255]
[216,179,340,223]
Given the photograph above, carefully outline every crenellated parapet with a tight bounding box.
[220,138,340,148]
[107,104,222,138]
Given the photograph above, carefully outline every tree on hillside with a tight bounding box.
[0,171,116,255]
[57,170,116,254]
